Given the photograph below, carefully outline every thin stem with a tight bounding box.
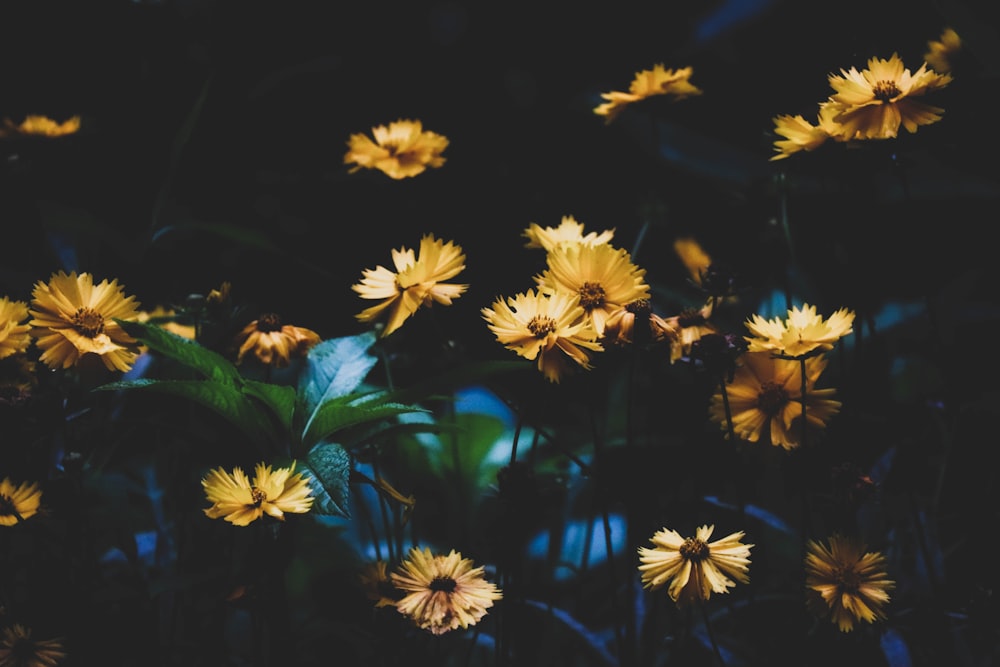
[799,357,808,449]
[719,373,736,445]
[777,171,795,310]
[699,600,726,667]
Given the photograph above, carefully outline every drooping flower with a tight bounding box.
[744,303,855,359]
[594,64,702,124]
[522,215,615,251]
[202,462,315,526]
[770,103,853,160]
[359,560,404,608]
[924,27,962,74]
[638,524,753,607]
[233,313,320,367]
[28,271,141,372]
[601,298,675,348]
[826,53,952,140]
[662,299,719,364]
[0,298,32,361]
[391,547,502,635]
[535,242,649,337]
[353,234,468,338]
[0,478,42,526]
[344,119,448,179]
[804,534,894,632]
[482,288,603,383]
[0,115,80,138]
[708,351,841,450]
[0,624,66,666]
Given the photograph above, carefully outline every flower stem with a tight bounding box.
[799,357,808,448]
[699,600,726,667]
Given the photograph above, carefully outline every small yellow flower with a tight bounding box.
[594,64,702,124]
[770,104,852,161]
[482,288,603,383]
[391,547,502,635]
[638,524,753,607]
[0,297,32,361]
[0,478,42,526]
[662,299,719,363]
[744,303,855,359]
[28,271,141,372]
[522,215,615,251]
[202,462,315,526]
[924,27,962,74]
[805,534,895,632]
[233,313,320,367]
[826,53,952,140]
[1,114,81,138]
[0,624,66,666]
[353,234,468,338]
[344,119,448,179]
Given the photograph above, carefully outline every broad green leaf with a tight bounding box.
[243,380,296,435]
[303,399,428,449]
[116,319,241,385]
[297,332,379,436]
[303,442,352,518]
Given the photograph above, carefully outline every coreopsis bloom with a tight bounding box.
[482,288,603,383]
[522,215,615,251]
[202,462,315,526]
[638,524,753,607]
[391,547,502,635]
[353,234,468,338]
[594,64,702,124]
[359,560,403,608]
[0,478,42,526]
[709,351,841,450]
[535,242,649,337]
[924,27,962,74]
[744,303,855,359]
[826,53,953,140]
[234,313,320,367]
[663,299,719,363]
[770,103,852,160]
[28,271,141,372]
[344,119,448,179]
[0,114,80,138]
[805,534,894,632]
[0,624,66,667]
[601,299,675,348]
[0,298,31,360]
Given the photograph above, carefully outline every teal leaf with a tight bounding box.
[303,442,352,518]
[302,396,428,449]
[297,332,379,436]
[115,319,241,385]
[243,380,296,435]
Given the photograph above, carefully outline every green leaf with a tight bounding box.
[303,442,352,518]
[297,332,379,435]
[116,319,242,385]
[243,380,296,435]
[302,397,428,449]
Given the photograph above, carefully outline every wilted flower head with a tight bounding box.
[1,114,80,138]
[0,624,66,666]
[344,119,448,179]
[0,477,42,526]
[663,299,719,364]
[744,303,855,359]
[924,27,962,74]
[522,215,615,251]
[594,64,702,124]
[233,313,320,367]
[202,462,315,526]
[805,534,894,632]
[601,298,674,348]
[0,297,32,361]
[353,234,468,338]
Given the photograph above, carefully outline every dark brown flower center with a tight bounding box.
[72,307,105,338]
[578,282,606,311]
[429,577,457,593]
[676,308,705,328]
[249,487,267,507]
[757,381,790,416]
[872,80,902,102]
[832,566,861,592]
[527,315,556,338]
[256,313,282,333]
[680,537,710,562]
[625,299,651,315]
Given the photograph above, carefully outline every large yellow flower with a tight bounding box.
[770,103,853,161]
[391,547,502,635]
[0,297,31,361]
[924,27,962,74]
[638,524,753,607]
[709,351,841,450]
[805,534,895,632]
[28,271,141,372]
[0,477,42,526]
[826,53,952,140]
[535,242,649,337]
[202,462,315,526]
[594,64,702,124]
[744,303,855,358]
[233,313,320,367]
[522,215,615,251]
[344,119,448,179]
[353,234,468,338]
[0,624,66,666]
[482,288,603,383]
[0,114,81,138]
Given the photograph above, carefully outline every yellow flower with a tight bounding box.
[391,547,502,635]
[744,303,855,359]
[135,306,196,341]
[924,27,962,74]
[0,478,42,526]
[344,119,448,179]
[709,351,841,450]
[594,64,702,124]
[0,298,31,361]
[638,524,752,607]
[233,313,320,367]
[805,534,894,632]
[826,53,952,140]
[770,103,852,160]
[535,242,649,337]
[482,288,603,383]
[663,299,719,363]
[359,560,403,608]
[28,271,141,372]
[353,234,468,338]
[0,624,66,667]
[202,462,315,526]
[1,114,81,138]
[522,215,615,251]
